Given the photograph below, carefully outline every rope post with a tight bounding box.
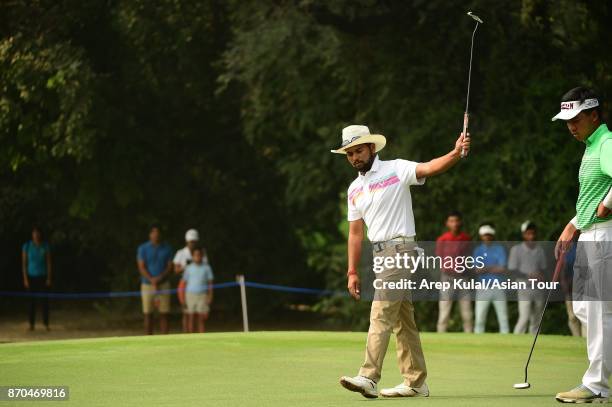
[236,274,249,332]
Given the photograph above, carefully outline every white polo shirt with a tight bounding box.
[173,247,193,269]
[347,155,425,242]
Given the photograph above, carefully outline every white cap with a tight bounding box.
[185,229,199,242]
[520,220,534,233]
[551,98,599,121]
[478,225,496,236]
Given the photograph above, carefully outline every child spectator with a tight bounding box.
[181,247,214,333]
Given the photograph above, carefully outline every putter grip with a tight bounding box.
[461,113,469,158]
[552,254,565,283]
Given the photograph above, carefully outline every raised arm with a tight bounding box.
[416,132,470,179]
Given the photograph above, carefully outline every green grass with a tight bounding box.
[0,331,597,406]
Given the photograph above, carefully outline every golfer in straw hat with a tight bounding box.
[335,125,470,398]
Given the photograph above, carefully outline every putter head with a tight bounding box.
[467,11,484,24]
[513,382,531,390]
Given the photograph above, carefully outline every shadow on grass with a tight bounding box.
[354,393,552,401]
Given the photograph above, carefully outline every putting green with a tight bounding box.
[0,331,594,406]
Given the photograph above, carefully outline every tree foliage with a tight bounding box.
[1,0,610,330]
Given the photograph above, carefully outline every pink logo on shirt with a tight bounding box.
[349,173,400,206]
[348,186,363,206]
[369,173,400,192]
[348,172,400,205]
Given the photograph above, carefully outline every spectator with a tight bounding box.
[435,211,473,333]
[21,226,52,331]
[137,225,173,335]
[173,228,204,333]
[473,224,509,334]
[181,247,213,333]
[509,221,547,334]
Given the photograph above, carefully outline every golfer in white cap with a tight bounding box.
[335,124,470,398]
[553,87,612,404]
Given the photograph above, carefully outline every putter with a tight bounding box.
[513,254,566,390]
[461,11,483,158]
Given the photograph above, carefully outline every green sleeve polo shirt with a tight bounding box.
[576,123,612,230]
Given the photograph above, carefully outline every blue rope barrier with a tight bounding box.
[244,281,347,297]
[0,281,240,299]
[0,280,347,299]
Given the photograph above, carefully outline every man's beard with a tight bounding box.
[354,154,376,173]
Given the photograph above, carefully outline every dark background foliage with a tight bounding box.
[1,0,610,332]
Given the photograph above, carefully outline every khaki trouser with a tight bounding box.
[358,241,427,387]
[141,281,171,314]
[437,299,473,333]
[437,273,473,333]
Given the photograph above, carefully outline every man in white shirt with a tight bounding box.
[508,221,547,335]
[334,125,470,399]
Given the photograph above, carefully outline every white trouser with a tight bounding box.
[514,288,545,335]
[474,289,509,334]
[572,222,612,397]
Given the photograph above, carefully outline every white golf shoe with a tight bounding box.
[339,375,378,398]
[380,382,430,397]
